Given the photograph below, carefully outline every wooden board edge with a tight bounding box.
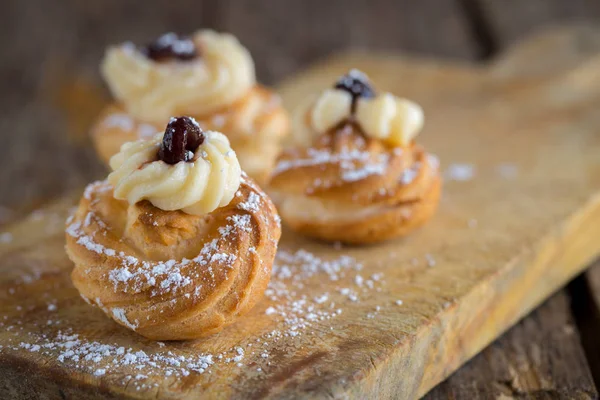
[327,193,600,399]
[425,289,598,399]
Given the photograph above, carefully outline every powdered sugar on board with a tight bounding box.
[273,146,392,184]
[0,232,12,244]
[495,162,518,179]
[0,190,441,393]
[444,163,475,181]
[12,330,216,388]
[443,161,519,182]
[0,241,408,390]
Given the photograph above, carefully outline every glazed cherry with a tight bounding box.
[334,69,376,111]
[158,117,205,164]
[143,33,198,61]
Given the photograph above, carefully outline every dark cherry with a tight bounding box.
[143,32,198,61]
[334,70,376,112]
[158,117,205,164]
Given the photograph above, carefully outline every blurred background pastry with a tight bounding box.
[92,30,290,185]
[269,70,441,244]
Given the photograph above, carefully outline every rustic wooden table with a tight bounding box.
[1,1,599,398]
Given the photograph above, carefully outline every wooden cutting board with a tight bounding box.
[1,27,600,400]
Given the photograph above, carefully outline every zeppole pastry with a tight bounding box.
[66,117,281,340]
[269,70,441,245]
[92,31,289,184]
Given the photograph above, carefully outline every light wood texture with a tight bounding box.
[2,2,599,396]
[477,0,600,49]
[1,28,600,399]
[214,0,477,82]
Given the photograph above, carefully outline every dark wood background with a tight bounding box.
[1,1,600,398]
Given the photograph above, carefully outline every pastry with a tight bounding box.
[66,117,281,340]
[269,70,441,244]
[92,31,289,184]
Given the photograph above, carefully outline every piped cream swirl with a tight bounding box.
[108,131,241,215]
[294,72,424,147]
[355,93,423,147]
[102,30,256,124]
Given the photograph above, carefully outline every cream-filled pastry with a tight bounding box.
[67,117,281,340]
[269,70,441,244]
[92,31,289,184]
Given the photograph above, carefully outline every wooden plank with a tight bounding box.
[572,261,600,389]
[476,0,600,48]
[585,263,600,310]
[425,291,598,399]
[488,25,600,80]
[213,0,478,83]
[0,4,598,399]
[485,17,600,391]
[1,27,600,399]
[584,264,600,387]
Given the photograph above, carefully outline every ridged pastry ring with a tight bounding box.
[66,175,280,340]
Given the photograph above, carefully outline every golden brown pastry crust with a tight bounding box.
[269,123,441,244]
[91,85,289,185]
[66,175,281,340]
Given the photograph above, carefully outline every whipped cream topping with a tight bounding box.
[355,93,423,147]
[295,71,424,147]
[108,130,241,215]
[310,89,353,134]
[102,30,256,124]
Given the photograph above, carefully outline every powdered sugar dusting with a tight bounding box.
[83,181,113,201]
[399,166,418,185]
[226,214,252,233]
[260,249,389,338]
[102,113,157,139]
[211,114,226,128]
[237,191,261,213]
[0,232,12,244]
[2,244,399,391]
[66,208,251,297]
[444,163,475,181]
[111,308,138,331]
[495,163,518,179]
[341,155,388,182]
[10,330,216,386]
[274,147,390,183]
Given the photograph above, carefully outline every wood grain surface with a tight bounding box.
[2,1,600,398]
[427,291,597,399]
[0,26,599,399]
